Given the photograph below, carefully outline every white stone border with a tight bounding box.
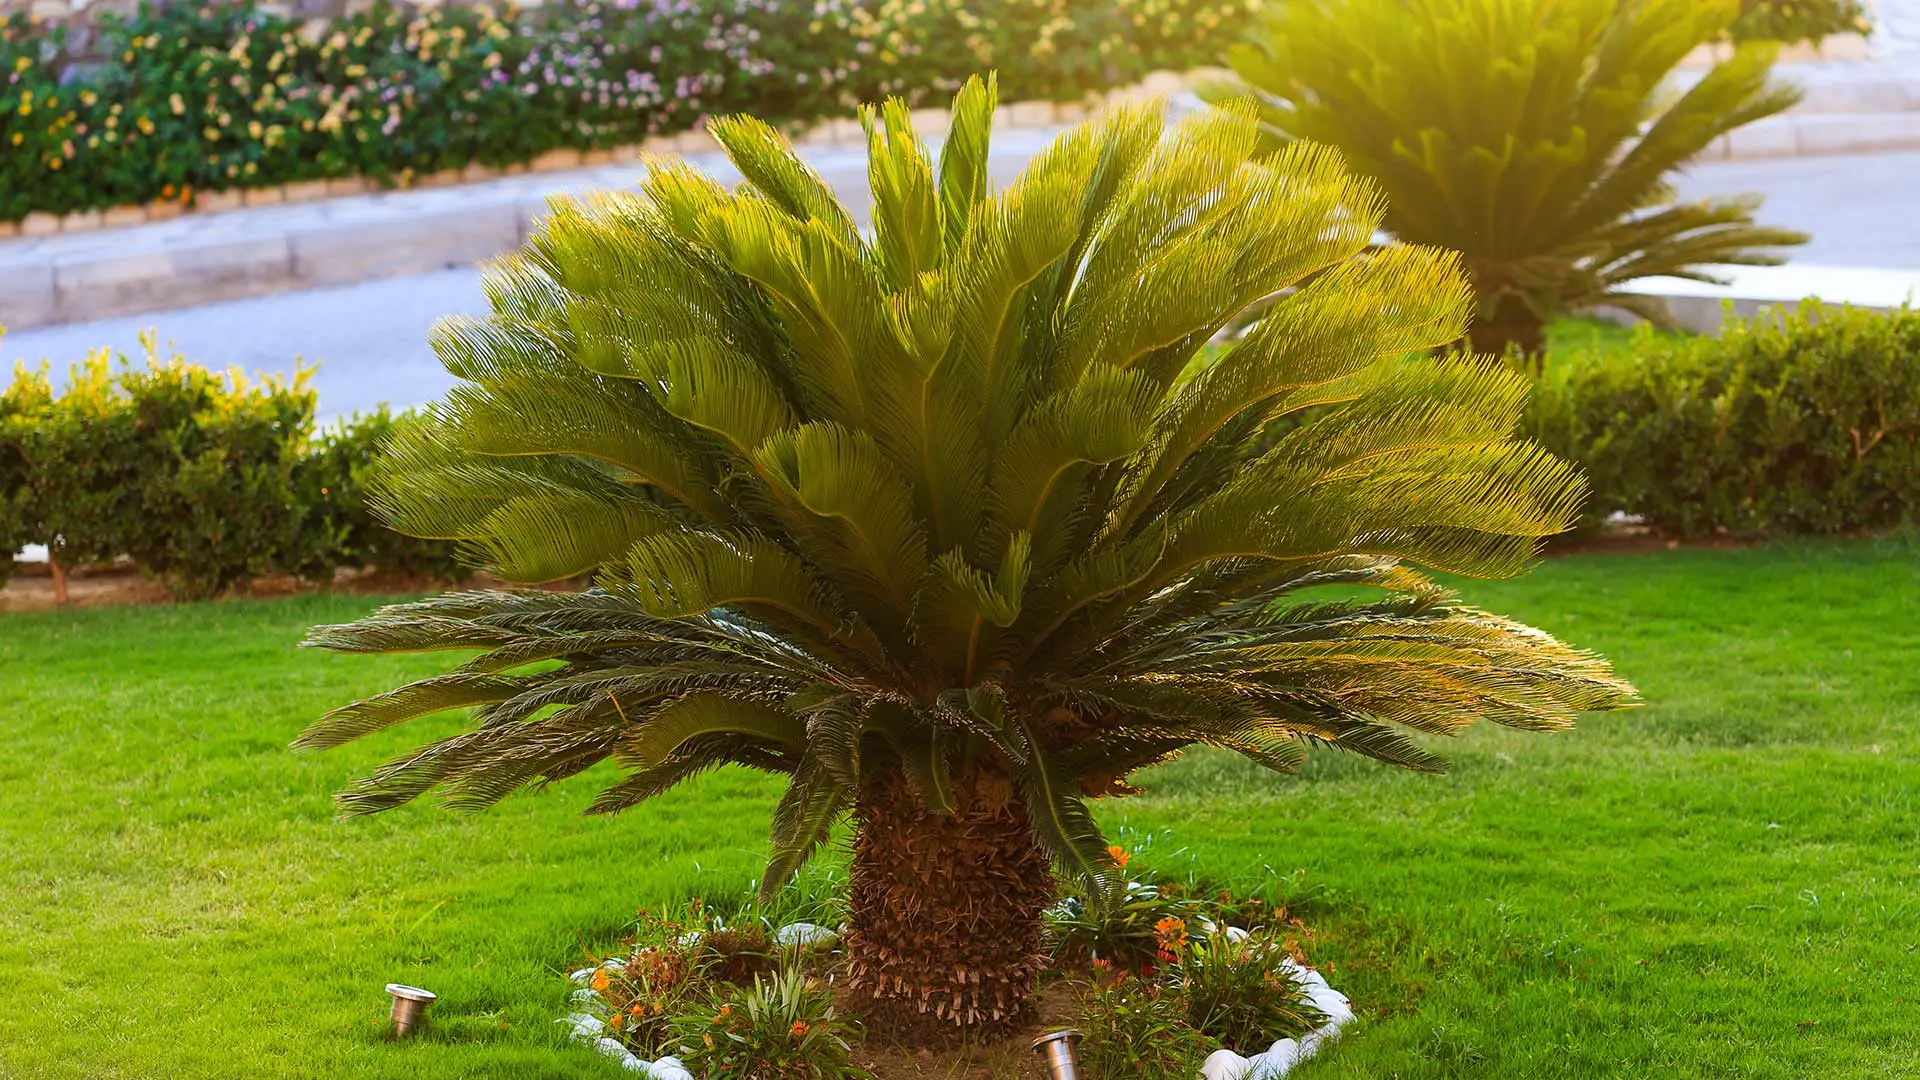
[559,919,1350,1079]
[1198,956,1355,1080]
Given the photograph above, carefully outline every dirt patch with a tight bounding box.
[0,560,484,614]
[849,980,1083,1080]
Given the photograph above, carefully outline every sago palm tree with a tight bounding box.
[299,76,1637,1041]
[1206,0,1809,360]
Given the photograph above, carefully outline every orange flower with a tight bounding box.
[1107,845,1131,868]
[1153,915,1189,956]
[590,969,610,992]
[1091,957,1111,970]
[790,1021,810,1037]
[609,1012,625,1030]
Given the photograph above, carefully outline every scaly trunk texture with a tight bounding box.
[841,764,1055,1044]
[1469,293,1548,369]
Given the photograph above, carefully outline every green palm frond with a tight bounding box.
[301,74,1638,891]
[1207,0,1808,358]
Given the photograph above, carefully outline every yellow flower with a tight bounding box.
[170,93,185,115]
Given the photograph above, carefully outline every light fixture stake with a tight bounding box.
[386,983,437,1037]
[1031,1028,1084,1080]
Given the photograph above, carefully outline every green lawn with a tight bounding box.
[2,538,1916,1079]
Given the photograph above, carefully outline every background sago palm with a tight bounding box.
[301,76,1637,1041]
[1207,0,1808,361]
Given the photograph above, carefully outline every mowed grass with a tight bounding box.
[1,538,1916,1079]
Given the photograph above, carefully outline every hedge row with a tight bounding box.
[0,338,461,598]
[1,0,1249,221]
[4,303,1913,601]
[1530,303,1920,538]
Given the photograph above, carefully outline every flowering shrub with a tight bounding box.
[0,0,1252,222]
[1733,0,1872,43]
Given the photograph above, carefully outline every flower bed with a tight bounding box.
[0,0,1248,224]
[558,859,1352,1079]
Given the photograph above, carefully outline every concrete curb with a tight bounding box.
[1613,263,1920,334]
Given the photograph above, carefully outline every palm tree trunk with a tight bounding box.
[1469,295,1548,371]
[841,764,1055,1044]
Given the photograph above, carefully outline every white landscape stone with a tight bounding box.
[648,1056,696,1080]
[559,1013,605,1039]
[1202,1047,1255,1080]
[772,921,837,946]
[594,1036,638,1066]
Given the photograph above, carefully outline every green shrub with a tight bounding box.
[1208,0,1806,360]
[1528,303,1920,537]
[119,361,320,598]
[3,352,152,595]
[0,340,462,596]
[1,0,1254,221]
[1733,0,1872,43]
[298,411,467,582]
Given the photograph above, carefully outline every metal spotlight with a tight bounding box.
[385,983,437,1037]
[1031,1029,1084,1080]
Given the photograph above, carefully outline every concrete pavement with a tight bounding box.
[4,148,1916,421]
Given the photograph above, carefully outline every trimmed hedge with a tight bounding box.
[7,303,1912,597]
[0,336,460,596]
[1,0,1248,222]
[1529,303,1920,538]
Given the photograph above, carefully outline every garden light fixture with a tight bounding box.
[385,983,436,1036]
[1031,1029,1084,1080]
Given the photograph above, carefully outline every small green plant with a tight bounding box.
[675,968,870,1080]
[1048,848,1219,974]
[1177,930,1326,1051]
[1075,975,1218,1080]
[1210,0,1807,360]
